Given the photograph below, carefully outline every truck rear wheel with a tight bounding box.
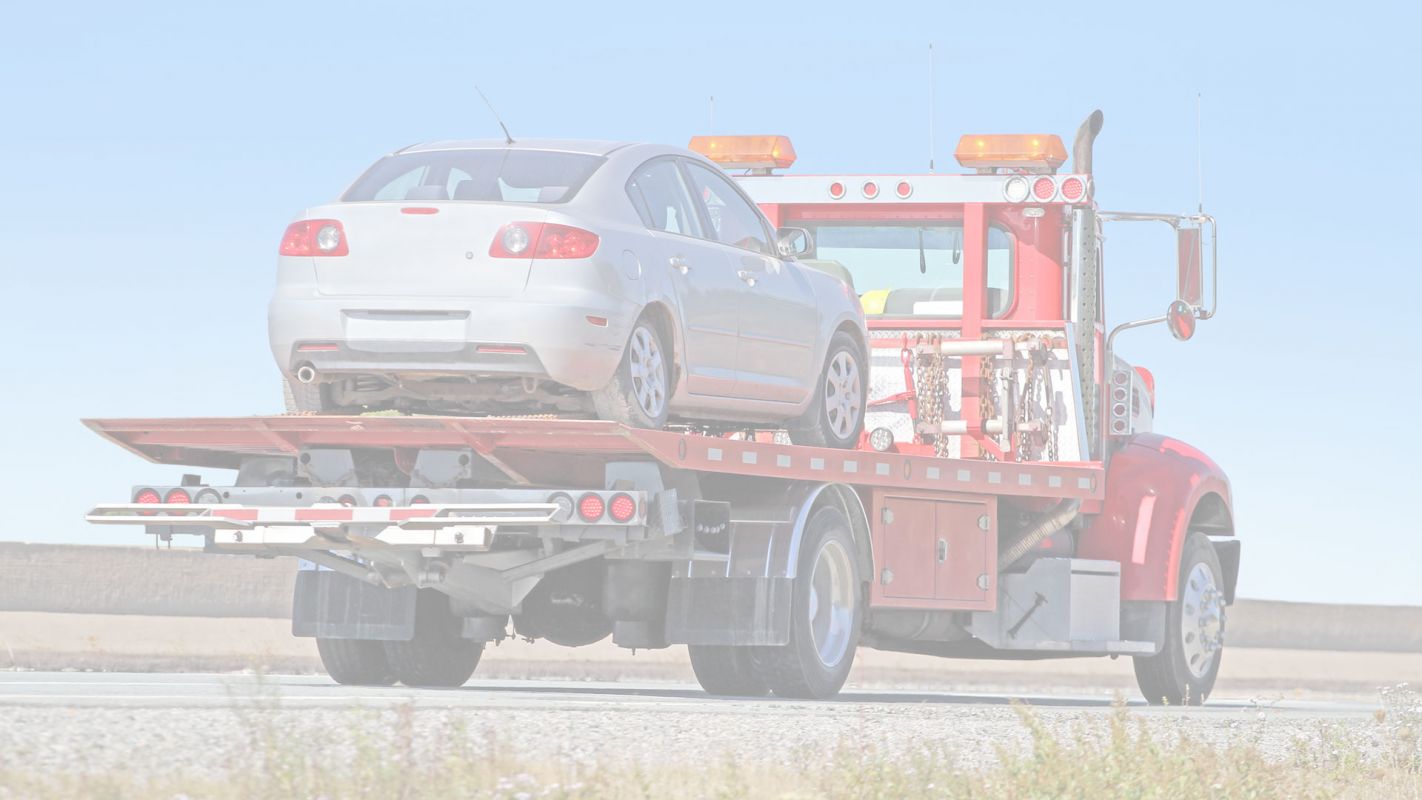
[316,638,396,686]
[381,590,483,688]
[751,507,862,699]
[1133,532,1226,705]
[688,645,769,697]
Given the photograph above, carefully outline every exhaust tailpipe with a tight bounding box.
[295,365,318,384]
[1071,109,1104,174]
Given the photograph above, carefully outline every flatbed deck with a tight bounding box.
[85,416,1103,502]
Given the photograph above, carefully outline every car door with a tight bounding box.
[682,161,820,403]
[625,157,742,398]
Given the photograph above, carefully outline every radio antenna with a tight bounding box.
[709,95,715,132]
[476,85,515,145]
[1195,92,1204,213]
[928,43,936,173]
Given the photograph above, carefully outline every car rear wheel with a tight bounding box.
[381,590,483,688]
[750,507,861,699]
[282,378,327,414]
[592,319,671,430]
[1133,532,1226,705]
[316,638,396,686]
[688,645,769,697]
[788,332,866,449]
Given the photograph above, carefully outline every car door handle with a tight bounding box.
[736,269,758,286]
[669,256,691,274]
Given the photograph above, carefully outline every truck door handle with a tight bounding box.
[669,256,691,274]
[937,538,949,563]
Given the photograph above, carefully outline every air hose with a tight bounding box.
[999,499,1082,570]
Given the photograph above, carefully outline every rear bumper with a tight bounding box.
[269,291,636,391]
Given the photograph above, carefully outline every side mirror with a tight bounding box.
[1177,226,1204,307]
[776,227,813,259]
[1166,299,1197,341]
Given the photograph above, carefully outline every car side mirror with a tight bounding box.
[1166,299,1197,341]
[776,227,813,259]
[1177,226,1203,308]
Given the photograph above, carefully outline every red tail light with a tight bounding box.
[164,488,192,504]
[1059,176,1086,202]
[608,493,637,523]
[134,489,161,505]
[279,220,348,257]
[577,493,605,522]
[1031,177,1056,201]
[491,223,599,259]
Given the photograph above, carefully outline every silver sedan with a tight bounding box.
[270,139,868,448]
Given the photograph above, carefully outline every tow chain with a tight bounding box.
[914,344,950,457]
[978,356,1000,461]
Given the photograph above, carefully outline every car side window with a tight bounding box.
[683,161,773,255]
[626,159,703,238]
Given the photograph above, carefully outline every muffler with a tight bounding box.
[295,364,318,384]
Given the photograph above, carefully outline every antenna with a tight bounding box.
[1195,92,1204,213]
[928,43,936,174]
[709,95,715,132]
[476,85,515,145]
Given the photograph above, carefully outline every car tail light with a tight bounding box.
[164,488,192,504]
[490,223,600,259]
[577,493,605,522]
[608,493,637,523]
[1031,177,1056,202]
[1059,176,1086,202]
[279,220,348,257]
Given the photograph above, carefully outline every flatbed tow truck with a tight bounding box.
[86,110,1237,703]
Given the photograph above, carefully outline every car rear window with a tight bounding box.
[342,149,605,204]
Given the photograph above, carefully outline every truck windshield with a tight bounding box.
[342,149,605,204]
[805,223,1014,318]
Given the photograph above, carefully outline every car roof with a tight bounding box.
[398,138,633,157]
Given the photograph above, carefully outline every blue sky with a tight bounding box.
[1,0,1418,604]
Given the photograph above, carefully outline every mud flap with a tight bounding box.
[663,576,793,646]
[291,570,416,641]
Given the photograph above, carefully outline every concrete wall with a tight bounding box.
[2,543,1418,653]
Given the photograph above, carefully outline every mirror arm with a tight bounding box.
[1105,314,1168,361]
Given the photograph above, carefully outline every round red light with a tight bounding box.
[828,181,845,199]
[373,495,393,508]
[577,493,605,522]
[164,488,192,505]
[895,181,912,198]
[1032,177,1056,201]
[608,493,637,523]
[338,494,358,507]
[1060,176,1085,202]
[862,181,879,199]
[410,495,430,505]
[134,489,161,505]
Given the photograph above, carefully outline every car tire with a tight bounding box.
[282,378,327,414]
[381,590,483,688]
[750,507,862,699]
[688,645,770,697]
[316,638,396,686]
[592,318,671,430]
[788,332,866,449]
[1133,532,1227,705]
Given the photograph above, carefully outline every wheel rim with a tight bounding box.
[822,350,862,441]
[627,325,667,419]
[1180,561,1225,679]
[807,538,856,668]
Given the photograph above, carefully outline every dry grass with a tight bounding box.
[0,686,1418,799]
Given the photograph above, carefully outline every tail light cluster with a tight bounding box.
[279,220,348,256]
[1003,175,1091,204]
[565,492,639,524]
[490,223,600,259]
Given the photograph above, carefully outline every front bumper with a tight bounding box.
[269,291,636,391]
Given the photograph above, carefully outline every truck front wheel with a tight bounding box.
[381,590,483,688]
[316,638,396,686]
[1133,532,1226,705]
[688,645,769,697]
[751,507,862,699]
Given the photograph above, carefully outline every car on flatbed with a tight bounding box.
[271,139,868,448]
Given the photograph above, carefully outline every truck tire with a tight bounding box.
[316,638,396,686]
[788,332,866,450]
[381,590,483,688]
[1133,532,1226,705]
[750,507,862,699]
[688,645,769,697]
[592,318,671,431]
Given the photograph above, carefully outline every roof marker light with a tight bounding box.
[1060,176,1086,202]
[828,181,845,200]
[862,181,879,199]
[895,181,912,199]
[1031,177,1057,201]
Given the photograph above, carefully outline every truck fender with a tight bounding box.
[1077,433,1235,603]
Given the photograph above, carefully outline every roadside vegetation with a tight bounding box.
[1,686,1417,799]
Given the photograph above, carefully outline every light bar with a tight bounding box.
[689,135,797,170]
[954,134,1068,172]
